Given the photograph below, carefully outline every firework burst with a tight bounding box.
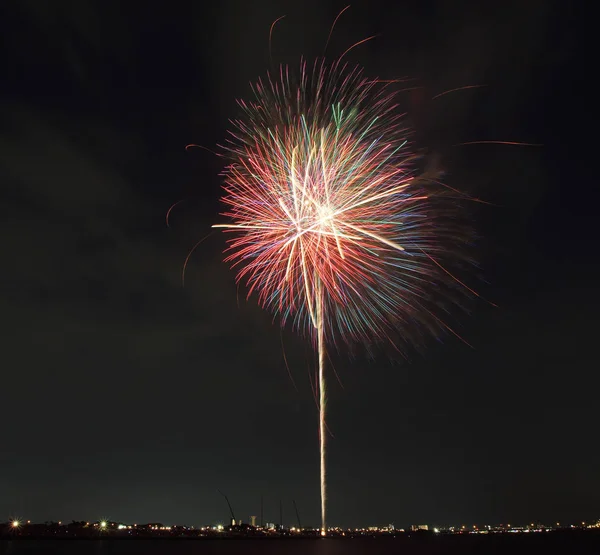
[213,58,472,533]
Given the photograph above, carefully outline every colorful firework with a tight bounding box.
[213,58,472,533]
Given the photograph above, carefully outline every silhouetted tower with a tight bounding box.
[260,495,264,527]
[279,499,283,529]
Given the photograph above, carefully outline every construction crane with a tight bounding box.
[293,499,302,530]
[218,490,236,525]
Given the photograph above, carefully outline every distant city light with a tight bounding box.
[3,517,598,538]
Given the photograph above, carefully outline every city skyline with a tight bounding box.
[4,517,600,533]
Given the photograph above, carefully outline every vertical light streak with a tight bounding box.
[315,276,327,536]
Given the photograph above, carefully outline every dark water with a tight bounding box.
[1,535,599,555]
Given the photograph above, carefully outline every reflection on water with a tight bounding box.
[2,535,594,555]
[1,539,403,555]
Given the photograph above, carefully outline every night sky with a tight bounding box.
[1,0,594,529]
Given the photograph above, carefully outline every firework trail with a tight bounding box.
[212,57,472,533]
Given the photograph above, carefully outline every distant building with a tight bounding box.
[250,516,257,527]
[411,524,428,531]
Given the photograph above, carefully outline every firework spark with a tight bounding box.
[213,58,470,533]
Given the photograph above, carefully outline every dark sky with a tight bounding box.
[1,0,594,529]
